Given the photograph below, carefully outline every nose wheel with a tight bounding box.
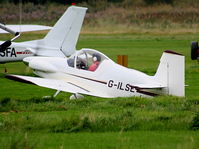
[70,93,84,100]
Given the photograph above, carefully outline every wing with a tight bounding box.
[5,74,109,98]
[0,25,52,33]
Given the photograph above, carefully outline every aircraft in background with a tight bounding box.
[5,6,185,99]
[0,6,87,63]
[191,42,199,60]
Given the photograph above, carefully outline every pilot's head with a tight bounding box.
[92,53,101,62]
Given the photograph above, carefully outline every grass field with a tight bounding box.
[0,32,199,149]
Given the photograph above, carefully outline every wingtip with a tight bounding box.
[5,74,36,85]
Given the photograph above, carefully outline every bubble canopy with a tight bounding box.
[67,48,111,70]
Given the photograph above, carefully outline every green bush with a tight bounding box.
[191,112,199,130]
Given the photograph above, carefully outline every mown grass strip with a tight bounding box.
[0,96,198,132]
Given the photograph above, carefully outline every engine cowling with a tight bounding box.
[23,57,58,72]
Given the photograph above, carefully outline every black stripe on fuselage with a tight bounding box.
[129,85,159,97]
[66,74,159,97]
[137,90,159,97]
[66,73,107,85]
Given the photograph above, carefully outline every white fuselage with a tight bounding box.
[24,48,164,98]
[0,40,65,63]
[0,41,34,63]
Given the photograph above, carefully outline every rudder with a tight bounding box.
[153,50,185,97]
[43,6,87,56]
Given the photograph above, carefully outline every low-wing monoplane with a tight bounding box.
[5,6,185,99]
[6,49,185,99]
[0,6,87,63]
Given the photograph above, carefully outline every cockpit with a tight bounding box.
[67,49,109,71]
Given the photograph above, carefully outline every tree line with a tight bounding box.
[0,0,174,5]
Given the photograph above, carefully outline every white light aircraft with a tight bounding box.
[4,6,185,99]
[0,6,86,63]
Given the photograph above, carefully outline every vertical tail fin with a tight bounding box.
[154,50,185,97]
[43,6,87,56]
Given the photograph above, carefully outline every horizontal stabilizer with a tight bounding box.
[132,83,165,89]
[0,25,52,33]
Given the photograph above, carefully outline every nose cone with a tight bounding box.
[30,60,58,72]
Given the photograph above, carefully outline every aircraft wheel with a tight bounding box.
[191,41,199,60]
[70,93,84,100]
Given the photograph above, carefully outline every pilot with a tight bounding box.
[88,53,101,71]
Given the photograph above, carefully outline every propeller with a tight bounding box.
[0,23,21,52]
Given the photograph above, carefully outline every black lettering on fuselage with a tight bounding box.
[119,82,124,90]
[11,48,17,57]
[6,48,11,57]
[0,47,17,57]
[107,80,137,93]
[130,87,136,93]
[125,84,131,91]
[0,50,5,56]
[108,80,114,87]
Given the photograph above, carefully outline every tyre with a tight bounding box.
[191,42,199,60]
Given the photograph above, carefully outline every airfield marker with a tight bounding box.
[117,55,128,67]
